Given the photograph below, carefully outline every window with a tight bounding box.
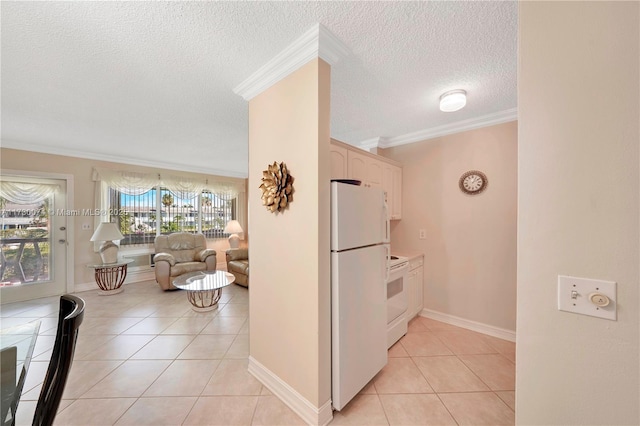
[109,186,157,246]
[93,168,244,248]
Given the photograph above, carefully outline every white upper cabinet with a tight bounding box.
[391,164,402,220]
[330,144,348,179]
[367,158,383,189]
[382,162,402,220]
[347,149,383,189]
[331,139,402,220]
[383,163,393,206]
[347,149,368,183]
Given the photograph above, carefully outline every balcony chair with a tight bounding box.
[153,233,217,291]
[32,294,85,426]
[225,248,249,288]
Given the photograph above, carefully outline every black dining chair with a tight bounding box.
[32,294,85,426]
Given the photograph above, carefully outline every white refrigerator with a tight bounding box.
[331,180,389,411]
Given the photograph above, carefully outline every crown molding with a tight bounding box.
[233,23,349,101]
[357,107,518,149]
[1,139,248,178]
[359,137,387,151]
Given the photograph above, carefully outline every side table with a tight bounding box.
[86,259,133,295]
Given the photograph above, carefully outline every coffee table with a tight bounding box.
[172,271,236,312]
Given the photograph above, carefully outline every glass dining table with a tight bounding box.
[0,321,41,426]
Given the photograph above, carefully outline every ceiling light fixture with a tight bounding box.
[439,89,467,112]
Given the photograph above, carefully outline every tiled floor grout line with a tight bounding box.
[403,344,460,426]
[404,319,517,421]
[431,390,461,426]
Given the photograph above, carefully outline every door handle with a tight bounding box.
[58,239,67,244]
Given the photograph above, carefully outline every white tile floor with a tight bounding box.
[1,279,515,425]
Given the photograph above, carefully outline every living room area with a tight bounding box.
[0,148,248,298]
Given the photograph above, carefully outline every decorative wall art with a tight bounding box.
[259,161,294,213]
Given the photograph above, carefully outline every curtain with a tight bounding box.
[92,167,159,196]
[206,180,243,198]
[0,181,59,204]
[93,167,243,199]
[162,175,207,201]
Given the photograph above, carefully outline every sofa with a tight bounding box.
[225,248,249,288]
[153,233,217,290]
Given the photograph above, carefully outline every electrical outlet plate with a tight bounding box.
[419,229,426,239]
[558,275,617,320]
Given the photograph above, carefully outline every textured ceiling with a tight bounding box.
[1,1,517,178]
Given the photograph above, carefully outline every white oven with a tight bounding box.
[387,255,409,348]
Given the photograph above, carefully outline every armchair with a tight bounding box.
[153,233,216,290]
[226,248,249,288]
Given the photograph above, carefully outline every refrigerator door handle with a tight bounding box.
[383,202,390,243]
[384,244,391,283]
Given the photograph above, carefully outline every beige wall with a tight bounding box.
[518,2,639,425]
[1,147,247,286]
[248,58,331,407]
[382,121,518,332]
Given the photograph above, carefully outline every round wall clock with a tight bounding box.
[459,170,488,195]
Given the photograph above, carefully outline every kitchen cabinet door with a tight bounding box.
[367,158,383,189]
[382,163,393,207]
[348,149,383,189]
[330,144,348,179]
[383,163,402,219]
[407,270,417,320]
[392,165,402,219]
[347,150,368,183]
[415,265,424,315]
[407,256,424,319]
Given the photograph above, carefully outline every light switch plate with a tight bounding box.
[558,275,617,320]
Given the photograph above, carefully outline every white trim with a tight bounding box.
[357,108,518,149]
[359,137,386,151]
[420,308,516,342]
[248,356,333,426]
[233,23,349,101]
[317,24,351,64]
[65,176,75,294]
[1,140,247,178]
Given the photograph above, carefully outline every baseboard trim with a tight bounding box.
[248,356,333,426]
[419,308,516,342]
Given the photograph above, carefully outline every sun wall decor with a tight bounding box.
[259,161,294,213]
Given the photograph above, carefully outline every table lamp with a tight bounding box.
[224,220,243,249]
[90,222,124,264]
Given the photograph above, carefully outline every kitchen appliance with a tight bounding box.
[331,180,389,411]
[387,255,409,348]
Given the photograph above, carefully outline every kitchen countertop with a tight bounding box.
[392,251,424,261]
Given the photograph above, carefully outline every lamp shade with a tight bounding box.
[439,89,467,112]
[224,220,244,235]
[90,222,124,242]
